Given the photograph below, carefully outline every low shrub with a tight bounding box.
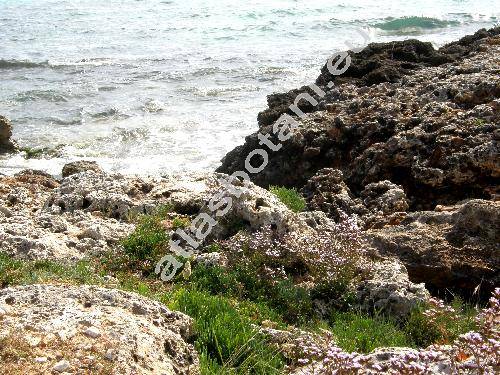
[218,214,366,302]
[405,297,478,347]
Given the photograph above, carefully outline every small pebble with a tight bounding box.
[53,359,71,372]
[104,349,116,361]
[84,326,101,338]
[34,357,48,363]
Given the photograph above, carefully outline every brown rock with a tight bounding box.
[0,115,17,153]
[62,161,103,177]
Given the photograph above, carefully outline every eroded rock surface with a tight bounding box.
[0,170,134,260]
[217,28,499,298]
[0,284,199,374]
[0,115,17,153]
[62,160,104,178]
[218,28,499,210]
[366,199,500,298]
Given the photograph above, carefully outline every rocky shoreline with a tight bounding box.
[218,26,500,299]
[0,28,499,374]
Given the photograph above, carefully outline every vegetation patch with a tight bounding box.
[328,311,411,353]
[0,204,485,374]
[0,253,99,288]
[269,186,306,213]
[168,289,285,374]
[404,297,478,347]
[121,205,171,261]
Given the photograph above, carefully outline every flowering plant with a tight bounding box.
[290,289,499,374]
[219,212,367,285]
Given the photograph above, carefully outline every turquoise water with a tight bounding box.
[0,0,498,175]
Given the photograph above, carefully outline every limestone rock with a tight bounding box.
[52,360,71,373]
[302,169,409,228]
[0,284,199,374]
[355,258,430,320]
[0,115,17,153]
[62,161,104,178]
[0,171,134,260]
[366,199,499,298]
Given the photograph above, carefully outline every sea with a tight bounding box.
[0,0,498,176]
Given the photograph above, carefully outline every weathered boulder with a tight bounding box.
[302,168,409,228]
[302,168,366,221]
[0,115,17,153]
[365,199,500,298]
[62,161,104,177]
[355,258,430,320]
[0,170,133,260]
[0,284,199,374]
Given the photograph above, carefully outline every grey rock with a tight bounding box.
[62,161,104,178]
[0,284,199,374]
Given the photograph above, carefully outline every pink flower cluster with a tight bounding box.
[292,289,500,374]
[422,297,458,325]
[220,213,367,283]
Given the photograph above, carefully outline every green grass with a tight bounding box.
[188,263,314,325]
[329,311,411,353]
[121,205,171,261]
[0,253,100,287]
[404,298,478,347]
[167,289,285,374]
[172,217,190,229]
[269,186,306,213]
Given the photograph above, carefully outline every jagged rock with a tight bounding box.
[355,258,430,320]
[217,29,499,300]
[302,169,409,228]
[62,161,104,177]
[0,115,17,153]
[365,199,500,298]
[302,168,367,222]
[0,284,199,374]
[0,171,133,260]
[255,28,499,128]
[218,28,500,211]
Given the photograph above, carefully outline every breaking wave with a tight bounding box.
[374,16,460,32]
[0,59,48,69]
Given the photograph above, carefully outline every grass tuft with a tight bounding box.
[329,311,411,353]
[120,205,171,261]
[167,288,285,374]
[269,186,306,213]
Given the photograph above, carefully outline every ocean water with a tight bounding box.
[0,0,498,176]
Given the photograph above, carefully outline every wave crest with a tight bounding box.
[374,16,460,32]
[0,59,48,69]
